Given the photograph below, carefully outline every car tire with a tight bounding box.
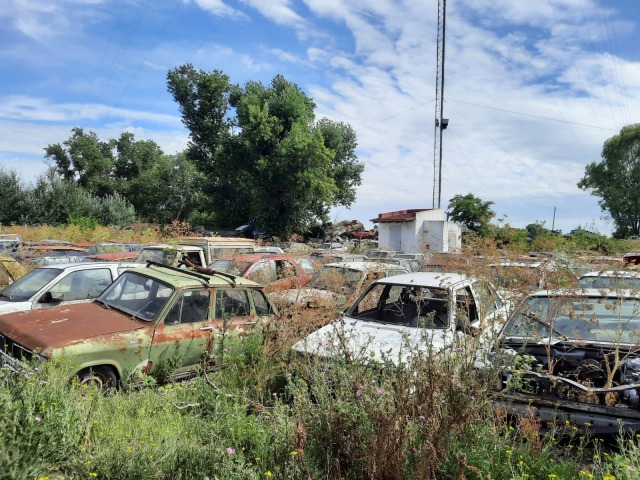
[77,366,118,390]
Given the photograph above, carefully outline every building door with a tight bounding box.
[389,226,402,251]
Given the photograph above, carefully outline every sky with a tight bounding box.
[1,0,639,235]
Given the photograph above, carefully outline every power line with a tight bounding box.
[446,98,617,131]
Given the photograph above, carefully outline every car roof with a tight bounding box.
[580,270,640,278]
[33,262,143,271]
[528,288,640,299]
[373,271,473,288]
[322,261,408,272]
[216,253,310,262]
[127,264,262,288]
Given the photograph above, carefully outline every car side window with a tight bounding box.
[454,287,479,330]
[215,289,251,318]
[293,258,317,274]
[275,260,296,279]
[473,281,503,312]
[247,262,277,283]
[251,289,272,316]
[49,269,113,301]
[165,289,210,325]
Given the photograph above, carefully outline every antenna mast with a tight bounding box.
[433,0,447,209]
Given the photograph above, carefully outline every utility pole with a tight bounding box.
[433,0,448,209]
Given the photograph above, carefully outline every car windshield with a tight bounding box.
[578,275,640,290]
[0,268,62,302]
[208,259,252,277]
[97,272,173,321]
[502,295,640,343]
[347,283,450,328]
[135,249,178,265]
[308,267,363,294]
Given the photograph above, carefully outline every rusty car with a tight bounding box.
[490,288,640,433]
[0,262,143,315]
[0,263,275,388]
[270,261,411,313]
[205,253,320,293]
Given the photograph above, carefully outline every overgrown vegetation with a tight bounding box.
[2,227,640,478]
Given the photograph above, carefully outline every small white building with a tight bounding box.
[371,208,462,254]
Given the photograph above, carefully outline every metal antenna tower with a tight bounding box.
[433,0,447,209]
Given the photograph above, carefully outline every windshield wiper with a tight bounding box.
[95,298,111,309]
[522,312,567,340]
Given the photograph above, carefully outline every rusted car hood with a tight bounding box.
[0,302,146,351]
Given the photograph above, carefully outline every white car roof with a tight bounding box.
[322,261,408,272]
[373,271,472,288]
[529,287,640,299]
[580,270,640,278]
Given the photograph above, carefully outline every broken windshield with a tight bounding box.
[502,295,640,344]
[98,272,173,321]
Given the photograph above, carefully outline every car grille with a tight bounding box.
[0,333,34,363]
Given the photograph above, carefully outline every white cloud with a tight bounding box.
[190,0,246,19]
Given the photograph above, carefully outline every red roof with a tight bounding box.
[371,209,432,223]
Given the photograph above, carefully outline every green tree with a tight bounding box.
[447,193,495,236]
[578,124,640,238]
[44,127,116,198]
[45,129,204,223]
[0,168,26,225]
[20,170,135,226]
[166,66,363,237]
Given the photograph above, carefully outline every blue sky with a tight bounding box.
[1,0,639,235]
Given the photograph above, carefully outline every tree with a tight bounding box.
[0,168,25,225]
[447,193,495,236]
[44,127,116,198]
[166,66,363,238]
[19,170,135,226]
[45,129,205,223]
[578,124,640,238]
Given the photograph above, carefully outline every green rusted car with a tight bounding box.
[0,262,275,388]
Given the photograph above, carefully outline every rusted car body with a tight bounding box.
[82,251,139,262]
[207,253,320,293]
[270,261,410,312]
[491,288,640,433]
[15,244,90,265]
[0,263,275,388]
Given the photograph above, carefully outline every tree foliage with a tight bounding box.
[447,193,495,236]
[44,129,204,223]
[578,124,640,238]
[0,168,136,226]
[166,66,363,238]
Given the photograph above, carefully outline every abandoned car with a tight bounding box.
[292,272,509,364]
[270,261,410,312]
[491,288,640,432]
[0,262,143,315]
[206,253,320,292]
[577,270,640,290]
[0,263,275,388]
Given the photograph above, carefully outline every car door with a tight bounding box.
[213,287,257,338]
[148,288,214,377]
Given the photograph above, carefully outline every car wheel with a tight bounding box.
[77,366,118,390]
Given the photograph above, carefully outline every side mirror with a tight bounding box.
[40,291,64,303]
